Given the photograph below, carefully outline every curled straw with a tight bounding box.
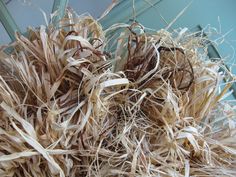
[0,9,235,177]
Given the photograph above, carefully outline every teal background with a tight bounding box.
[137,0,236,70]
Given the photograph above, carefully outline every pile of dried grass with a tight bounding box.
[0,10,236,177]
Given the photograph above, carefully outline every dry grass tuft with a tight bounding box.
[0,10,235,177]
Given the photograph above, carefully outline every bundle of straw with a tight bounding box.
[0,10,235,177]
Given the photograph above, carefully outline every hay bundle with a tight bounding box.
[0,11,235,177]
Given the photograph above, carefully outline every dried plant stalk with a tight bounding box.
[0,10,235,177]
